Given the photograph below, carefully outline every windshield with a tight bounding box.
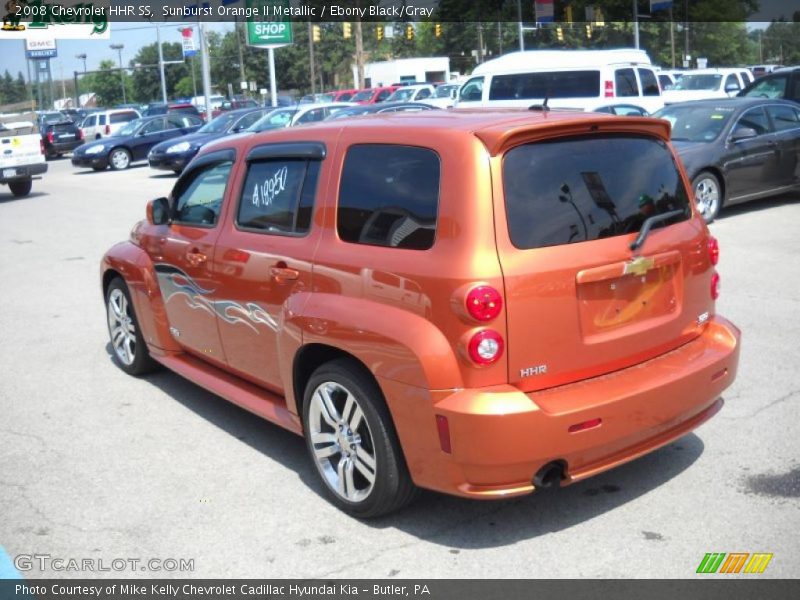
[352,90,374,102]
[387,88,414,102]
[246,109,295,132]
[653,105,734,142]
[672,74,722,91]
[435,85,457,98]
[198,112,238,134]
[113,119,142,137]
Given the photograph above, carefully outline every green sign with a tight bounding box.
[246,0,293,47]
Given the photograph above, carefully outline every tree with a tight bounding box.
[130,42,189,102]
[91,59,129,106]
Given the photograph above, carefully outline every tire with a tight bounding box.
[92,165,106,172]
[302,359,417,518]
[108,147,131,170]
[692,170,723,223]
[105,278,157,376]
[8,179,32,197]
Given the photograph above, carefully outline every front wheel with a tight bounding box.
[106,278,157,376]
[302,360,416,518]
[693,171,722,224]
[108,147,131,170]
[8,179,32,197]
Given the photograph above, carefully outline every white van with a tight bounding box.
[455,48,664,114]
[80,108,141,139]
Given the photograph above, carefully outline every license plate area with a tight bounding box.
[3,168,17,178]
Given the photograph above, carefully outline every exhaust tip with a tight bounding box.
[533,461,565,490]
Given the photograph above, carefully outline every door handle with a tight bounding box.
[186,249,207,266]
[270,264,299,282]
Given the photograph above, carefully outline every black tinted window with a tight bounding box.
[110,111,137,124]
[766,105,800,131]
[338,145,439,250]
[638,69,660,96]
[173,162,232,226]
[503,136,690,249]
[238,160,320,235]
[615,68,639,97]
[490,71,600,100]
[736,107,770,135]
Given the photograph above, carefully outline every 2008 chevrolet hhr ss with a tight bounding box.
[101,110,740,517]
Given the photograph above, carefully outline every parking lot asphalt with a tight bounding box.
[1,157,798,579]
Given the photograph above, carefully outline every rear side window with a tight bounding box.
[489,71,600,100]
[237,159,320,235]
[98,115,107,125]
[338,145,439,250]
[459,77,484,102]
[743,75,787,99]
[173,162,233,226]
[615,69,639,97]
[638,69,660,96]
[503,135,690,249]
[110,111,137,124]
[376,90,392,102]
[765,105,800,131]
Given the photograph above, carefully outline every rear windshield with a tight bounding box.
[489,71,600,100]
[503,135,690,249]
[110,111,138,124]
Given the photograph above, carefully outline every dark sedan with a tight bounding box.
[148,107,270,174]
[324,102,441,120]
[71,114,203,171]
[653,98,800,222]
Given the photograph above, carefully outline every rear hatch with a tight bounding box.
[497,133,713,392]
[50,122,80,141]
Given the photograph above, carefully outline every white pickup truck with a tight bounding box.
[1,112,48,198]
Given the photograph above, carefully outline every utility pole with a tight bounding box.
[155,23,167,103]
[477,22,484,64]
[355,19,364,89]
[517,0,524,51]
[684,0,690,67]
[110,43,126,104]
[307,22,316,94]
[669,8,675,67]
[632,0,640,49]
[236,19,246,93]
[198,22,212,121]
[759,31,763,62]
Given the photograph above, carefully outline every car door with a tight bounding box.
[212,142,326,392]
[724,106,779,199]
[765,104,800,187]
[143,152,236,365]
[129,117,169,160]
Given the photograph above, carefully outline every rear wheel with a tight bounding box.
[106,278,157,376]
[302,360,416,518]
[693,171,722,223]
[8,179,32,197]
[109,147,131,170]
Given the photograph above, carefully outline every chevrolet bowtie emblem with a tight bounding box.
[623,256,655,277]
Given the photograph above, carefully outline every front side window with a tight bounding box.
[615,68,639,97]
[141,118,166,135]
[503,135,690,249]
[376,89,392,102]
[237,159,320,235]
[173,162,233,226]
[735,107,771,136]
[742,75,788,98]
[638,69,660,96]
[296,108,326,125]
[490,71,600,100]
[416,88,432,99]
[459,77,484,102]
[338,145,440,250]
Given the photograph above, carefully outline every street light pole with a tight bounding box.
[517,0,524,51]
[76,53,87,73]
[155,23,168,103]
[632,0,640,49]
[110,43,126,104]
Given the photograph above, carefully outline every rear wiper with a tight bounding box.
[629,209,685,251]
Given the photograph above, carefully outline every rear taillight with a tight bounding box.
[604,80,614,97]
[46,131,54,143]
[711,272,720,300]
[78,129,84,141]
[707,236,719,266]
[105,124,110,135]
[467,329,504,366]
[39,139,45,155]
[465,285,503,322]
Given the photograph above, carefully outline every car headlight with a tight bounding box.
[166,141,192,153]
[85,144,105,154]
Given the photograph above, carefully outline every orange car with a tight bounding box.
[101,110,740,517]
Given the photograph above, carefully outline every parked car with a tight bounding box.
[37,111,69,127]
[455,48,665,114]
[421,84,460,108]
[246,103,355,132]
[0,112,47,198]
[80,108,141,140]
[593,104,649,116]
[148,107,271,174]
[41,118,84,158]
[748,64,783,78]
[350,86,399,104]
[211,97,260,118]
[72,114,203,171]
[325,102,441,120]
[385,84,436,103]
[653,98,800,222]
[738,66,800,104]
[101,109,739,517]
[143,103,201,117]
[662,68,754,104]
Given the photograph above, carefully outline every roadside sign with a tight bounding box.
[180,28,196,58]
[25,39,57,59]
[246,0,293,47]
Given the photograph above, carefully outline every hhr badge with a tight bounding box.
[521,364,548,378]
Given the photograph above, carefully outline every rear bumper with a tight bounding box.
[0,162,47,182]
[381,315,740,499]
[47,140,83,154]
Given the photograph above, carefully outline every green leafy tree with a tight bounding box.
[91,59,129,106]
[130,42,189,102]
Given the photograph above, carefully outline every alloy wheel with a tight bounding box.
[694,177,720,221]
[110,149,130,169]
[107,288,136,366]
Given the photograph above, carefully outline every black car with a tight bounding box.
[71,114,203,171]
[653,98,800,222]
[739,67,800,104]
[41,119,84,158]
[143,103,201,117]
[324,102,441,120]
[148,107,270,174]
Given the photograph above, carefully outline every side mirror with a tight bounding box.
[731,127,758,142]
[147,197,170,225]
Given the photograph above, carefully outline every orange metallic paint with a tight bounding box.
[102,110,741,499]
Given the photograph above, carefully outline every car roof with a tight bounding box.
[660,97,795,109]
